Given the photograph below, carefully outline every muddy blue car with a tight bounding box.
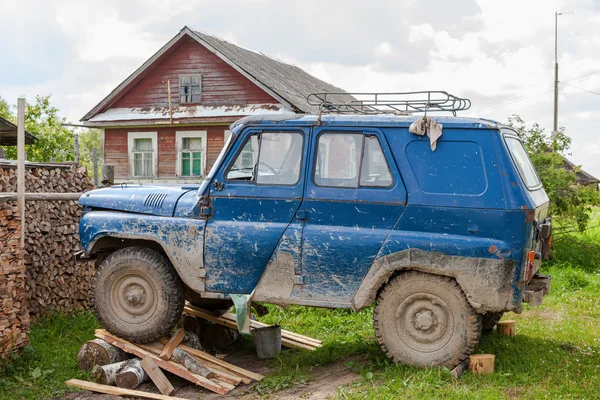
[79,93,552,368]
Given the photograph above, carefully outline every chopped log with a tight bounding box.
[115,358,150,389]
[468,354,495,375]
[140,356,175,396]
[161,339,263,382]
[181,315,202,337]
[497,320,516,336]
[78,339,129,371]
[65,379,187,400]
[201,323,239,350]
[91,360,130,386]
[95,329,229,395]
[139,341,243,386]
[171,347,213,377]
[159,328,184,360]
[181,331,202,351]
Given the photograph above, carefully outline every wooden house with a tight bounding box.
[80,26,353,183]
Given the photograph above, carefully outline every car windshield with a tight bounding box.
[505,136,541,189]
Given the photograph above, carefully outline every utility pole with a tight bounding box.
[553,11,572,138]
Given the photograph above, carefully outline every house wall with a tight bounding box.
[111,38,278,109]
[105,125,229,181]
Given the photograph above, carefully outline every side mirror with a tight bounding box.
[213,180,224,191]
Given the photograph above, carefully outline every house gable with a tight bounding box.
[111,37,279,110]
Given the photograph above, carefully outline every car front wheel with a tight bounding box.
[93,246,184,343]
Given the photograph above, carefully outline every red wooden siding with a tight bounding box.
[105,126,227,180]
[112,38,278,109]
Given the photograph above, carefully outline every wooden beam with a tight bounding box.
[159,328,184,360]
[95,330,229,395]
[141,356,175,396]
[65,379,187,400]
[17,98,25,249]
[140,342,243,386]
[160,339,263,382]
[183,305,318,351]
[0,193,83,203]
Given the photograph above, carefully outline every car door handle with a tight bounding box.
[296,210,308,221]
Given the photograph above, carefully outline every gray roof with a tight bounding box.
[189,29,355,113]
[0,116,37,146]
[82,27,355,121]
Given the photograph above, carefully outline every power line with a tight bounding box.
[560,82,600,97]
[472,69,600,113]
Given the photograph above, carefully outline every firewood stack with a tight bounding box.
[0,162,95,321]
[0,203,29,360]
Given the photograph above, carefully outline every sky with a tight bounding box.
[1,0,599,177]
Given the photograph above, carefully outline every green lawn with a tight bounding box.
[1,216,599,399]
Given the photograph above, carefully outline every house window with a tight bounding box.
[180,75,201,103]
[128,132,157,178]
[176,131,207,177]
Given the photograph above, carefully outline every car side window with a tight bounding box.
[226,132,303,185]
[315,133,393,188]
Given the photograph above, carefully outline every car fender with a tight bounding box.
[352,249,519,314]
[80,211,207,293]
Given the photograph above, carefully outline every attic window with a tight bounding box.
[180,75,201,103]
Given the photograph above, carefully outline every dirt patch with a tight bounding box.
[59,350,361,400]
[504,386,527,399]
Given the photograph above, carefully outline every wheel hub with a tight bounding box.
[414,309,436,331]
[395,293,454,353]
[110,273,158,324]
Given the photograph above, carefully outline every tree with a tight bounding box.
[0,95,75,162]
[508,115,600,231]
[79,128,102,178]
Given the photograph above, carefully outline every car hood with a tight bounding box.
[79,184,198,217]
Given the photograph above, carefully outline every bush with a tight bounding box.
[548,234,600,273]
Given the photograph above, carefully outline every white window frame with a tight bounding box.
[176,131,208,177]
[128,132,158,178]
[224,129,232,143]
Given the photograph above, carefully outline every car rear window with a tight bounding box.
[505,136,541,189]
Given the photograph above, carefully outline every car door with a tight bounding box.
[203,127,308,294]
[300,127,407,304]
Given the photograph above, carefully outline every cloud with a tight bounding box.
[0,0,599,178]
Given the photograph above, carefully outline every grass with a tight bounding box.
[0,312,98,400]
[1,212,598,399]
[250,264,600,399]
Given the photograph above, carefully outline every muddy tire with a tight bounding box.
[93,247,184,343]
[374,271,482,369]
[481,312,504,334]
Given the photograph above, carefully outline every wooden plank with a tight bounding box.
[159,328,184,360]
[95,330,229,395]
[184,303,321,345]
[17,98,25,249]
[167,341,263,383]
[219,312,322,345]
[141,342,244,385]
[0,193,83,203]
[65,379,187,400]
[141,356,175,396]
[183,305,318,351]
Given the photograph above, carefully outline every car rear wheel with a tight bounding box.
[481,311,504,334]
[374,271,481,369]
[93,246,184,343]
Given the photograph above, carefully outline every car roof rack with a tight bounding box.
[307,91,471,117]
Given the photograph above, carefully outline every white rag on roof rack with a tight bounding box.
[408,116,443,151]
